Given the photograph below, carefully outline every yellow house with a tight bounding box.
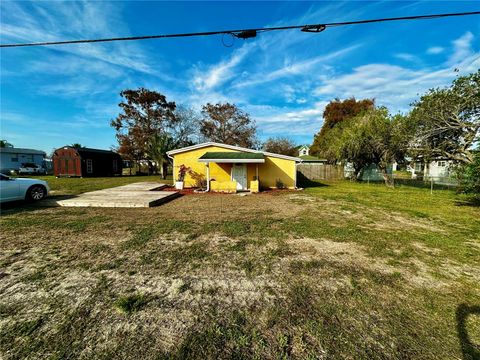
[167,142,301,193]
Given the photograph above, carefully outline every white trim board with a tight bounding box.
[198,158,265,163]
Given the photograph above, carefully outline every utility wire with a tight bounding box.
[1,11,479,48]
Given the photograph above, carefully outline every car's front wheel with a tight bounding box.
[26,185,46,201]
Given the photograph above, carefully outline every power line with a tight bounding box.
[1,11,479,48]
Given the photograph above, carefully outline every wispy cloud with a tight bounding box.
[232,45,362,89]
[426,46,444,55]
[448,31,474,66]
[193,44,253,91]
[313,31,478,112]
[394,53,418,63]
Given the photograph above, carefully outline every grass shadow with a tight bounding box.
[456,304,480,360]
[454,197,480,208]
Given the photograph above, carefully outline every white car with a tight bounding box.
[18,163,47,175]
[0,173,50,203]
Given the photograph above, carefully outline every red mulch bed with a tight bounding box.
[162,186,300,196]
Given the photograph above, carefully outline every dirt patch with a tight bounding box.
[285,237,453,289]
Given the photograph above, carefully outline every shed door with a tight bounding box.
[232,164,247,190]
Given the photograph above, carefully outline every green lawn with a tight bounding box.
[0,181,479,359]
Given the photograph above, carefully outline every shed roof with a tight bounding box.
[198,151,265,163]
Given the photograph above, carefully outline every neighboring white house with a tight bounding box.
[298,145,310,157]
[0,147,47,174]
[407,159,454,180]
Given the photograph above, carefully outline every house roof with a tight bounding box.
[299,155,327,162]
[0,147,46,155]
[167,142,301,162]
[198,151,265,163]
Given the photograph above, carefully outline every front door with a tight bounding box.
[232,164,247,190]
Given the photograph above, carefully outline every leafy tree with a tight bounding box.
[336,107,412,186]
[311,98,374,158]
[200,103,257,148]
[70,143,84,149]
[409,70,480,170]
[263,137,297,156]
[0,140,13,148]
[456,151,480,195]
[111,88,177,173]
[147,133,176,179]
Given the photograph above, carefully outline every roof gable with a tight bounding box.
[167,142,301,162]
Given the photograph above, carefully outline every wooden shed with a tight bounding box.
[52,146,122,177]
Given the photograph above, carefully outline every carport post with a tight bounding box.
[256,164,258,179]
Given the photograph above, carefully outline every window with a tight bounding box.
[86,159,93,174]
[11,154,18,162]
[438,161,446,167]
[112,160,118,172]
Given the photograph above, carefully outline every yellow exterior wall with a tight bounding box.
[258,156,296,189]
[171,145,297,190]
[172,145,237,187]
[211,180,237,193]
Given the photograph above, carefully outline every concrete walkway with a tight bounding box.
[46,182,179,208]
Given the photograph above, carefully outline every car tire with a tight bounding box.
[26,185,46,202]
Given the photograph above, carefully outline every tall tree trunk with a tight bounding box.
[162,162,168,180]
[379,163,394,187]
[422,157,430,182]
[159,161,165,179]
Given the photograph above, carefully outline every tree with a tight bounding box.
[0,140,13,148]
[170,106,202,147]
[409,70,480,170]
[263,137,297,156]
[310,98,374,158]
[336,107,412,186]
[456,151,480,195]
[200,103,257,147]
[111,88,177,174]
[70,143,84,149]
[147,133,176,179]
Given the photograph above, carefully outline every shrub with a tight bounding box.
[188,170,207,189]
[456,152,480,195]
[177,164,191,182]
[275,179,285,189]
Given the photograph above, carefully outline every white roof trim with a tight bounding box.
[198,158,265,164]
[167,142,301,162]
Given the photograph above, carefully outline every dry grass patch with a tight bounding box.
[1,180,479,358]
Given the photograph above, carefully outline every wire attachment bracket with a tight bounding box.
[301,25,326,33]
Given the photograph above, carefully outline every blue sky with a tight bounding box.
[1,1,479,153]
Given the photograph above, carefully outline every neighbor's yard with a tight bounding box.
[0,179,479,359]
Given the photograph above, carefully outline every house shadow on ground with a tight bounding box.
[456,304,480,359]
[296,172,329,188]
